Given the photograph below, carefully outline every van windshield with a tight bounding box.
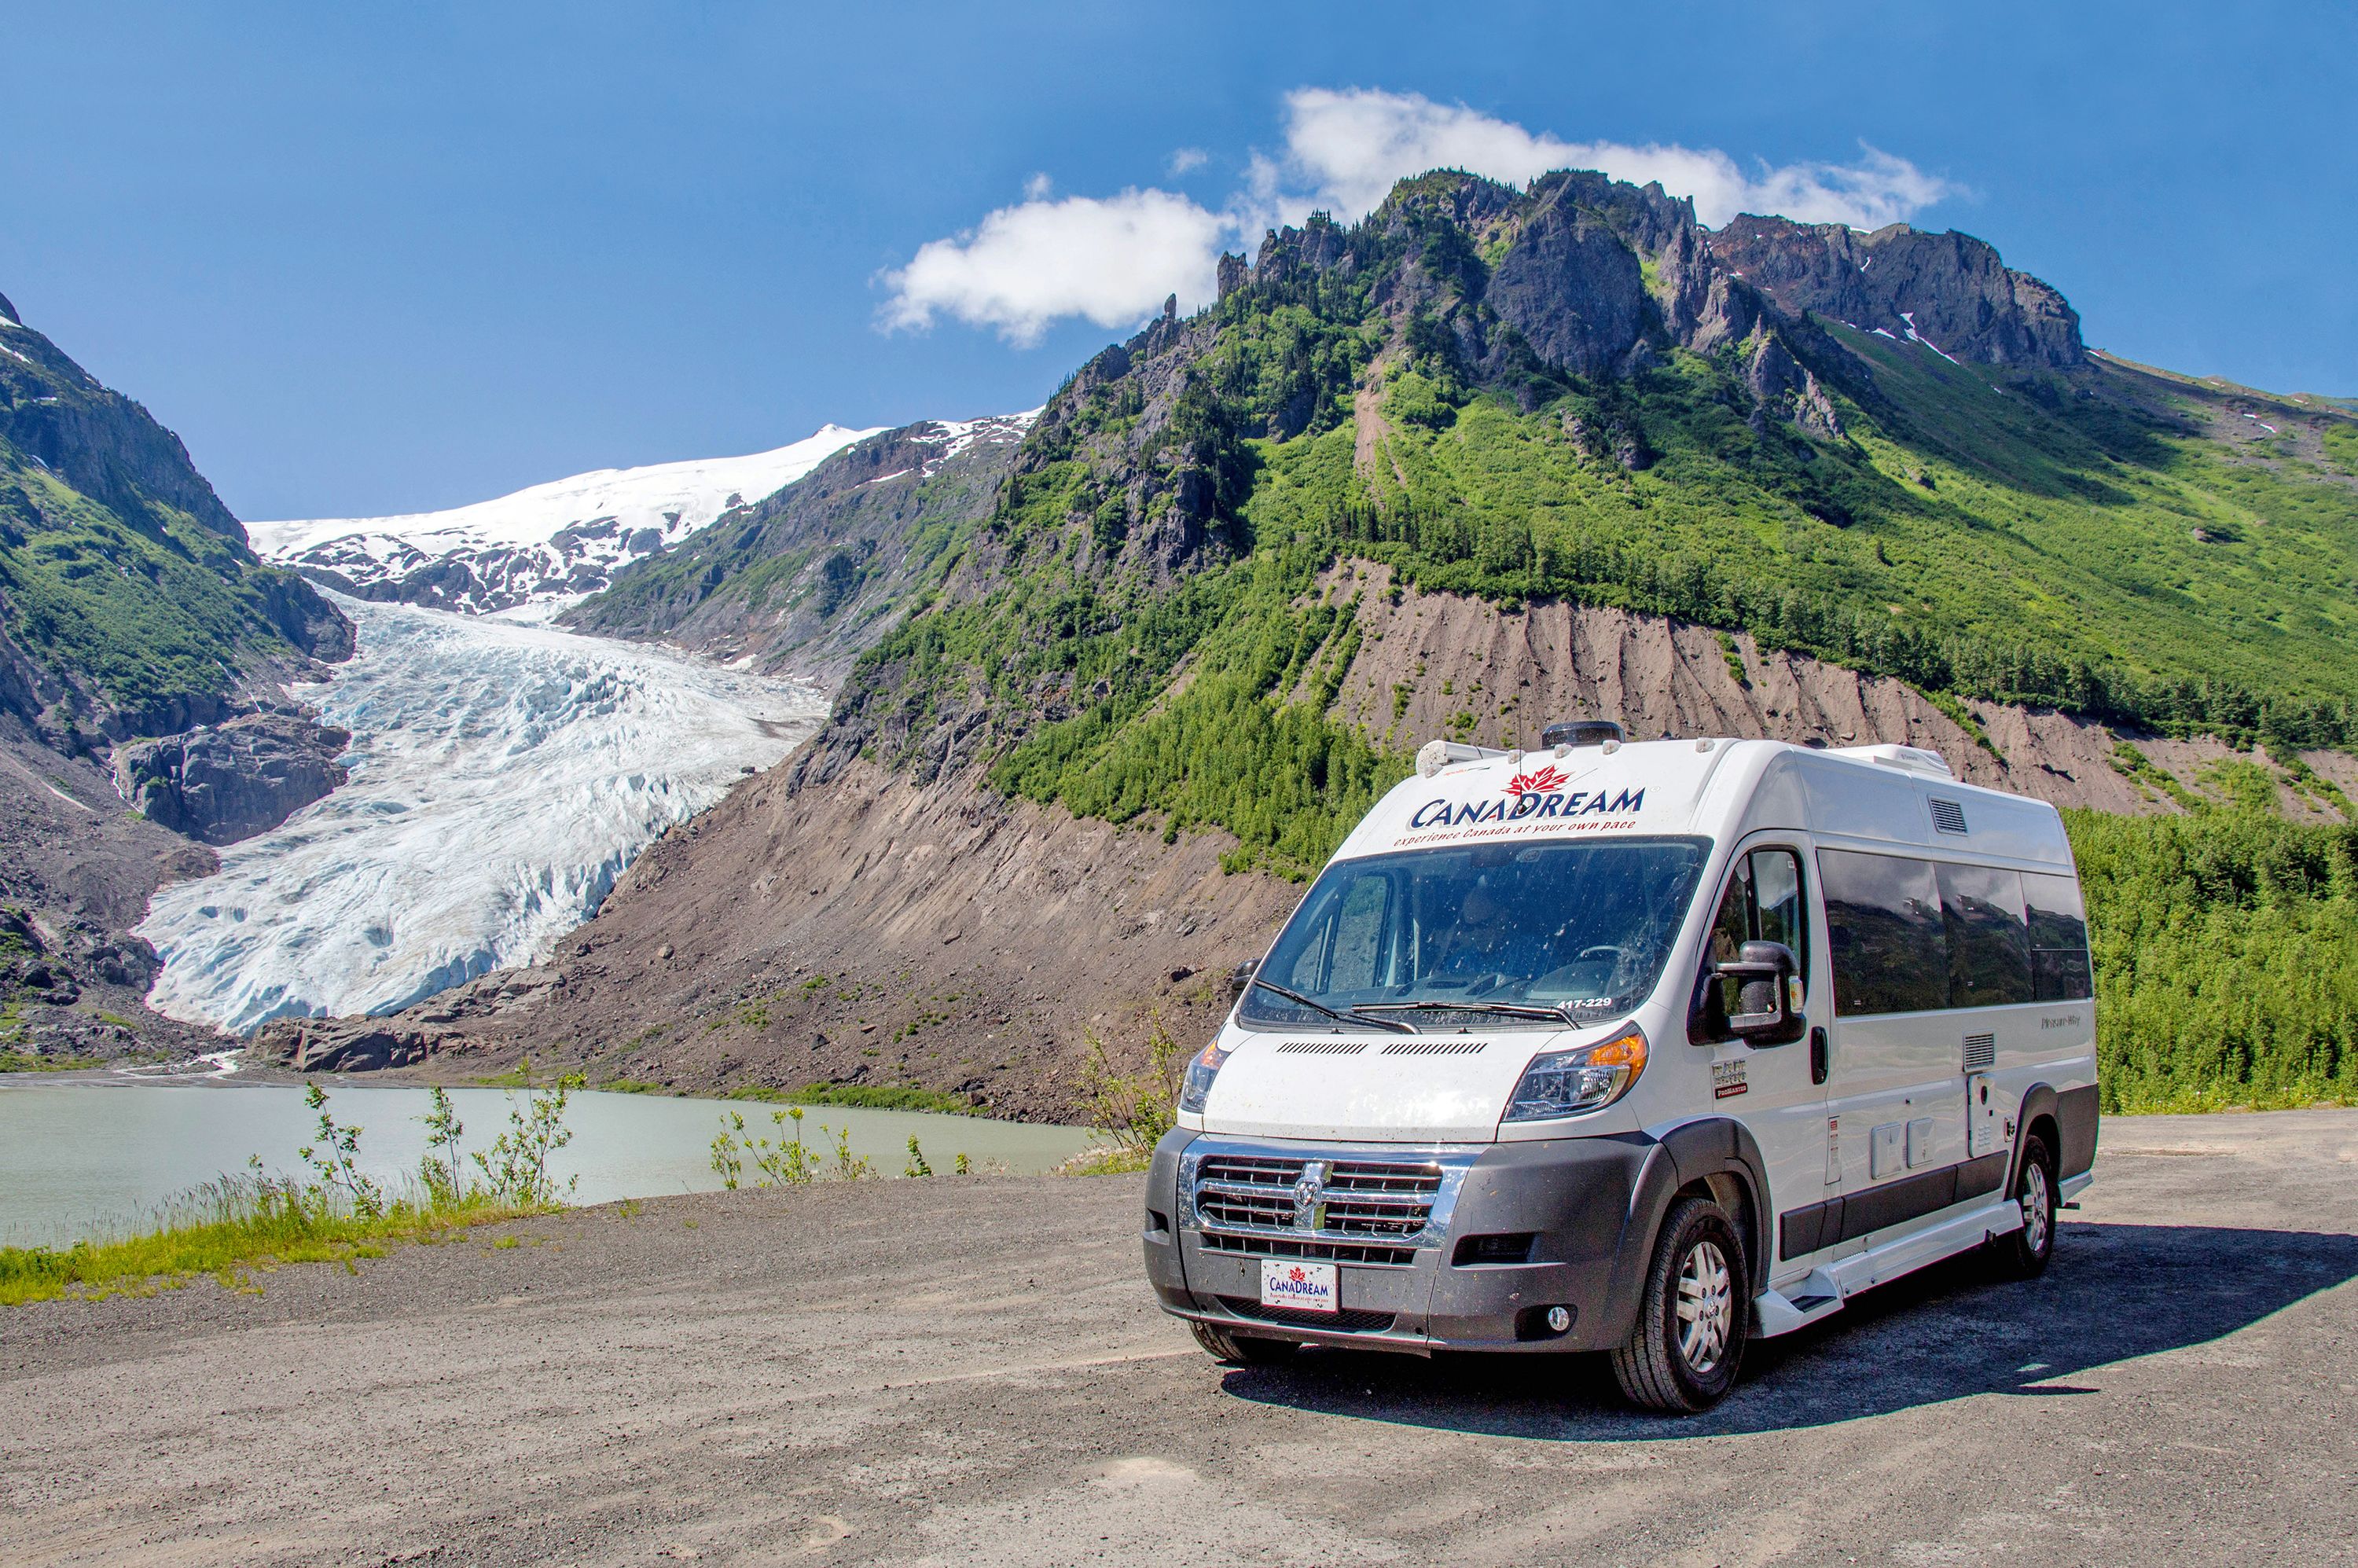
[1239,838,1710,1031]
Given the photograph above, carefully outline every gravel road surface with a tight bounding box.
[5,1110,2355,1566]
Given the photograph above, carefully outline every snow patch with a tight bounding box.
[913,407,1041,464]
[1897,310,1961,365]
[135,595,828,1034]
[249,424,883,615]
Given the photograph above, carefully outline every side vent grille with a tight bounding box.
[1379,1039,1489,1056]
[1930,798,1969,835]
[1276,1040,1368,1055]
[1963,1032,1996,1071]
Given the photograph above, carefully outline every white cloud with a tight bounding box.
[880,88,1954,342]
[1273,87,1952,230]
[880,188,1225,347]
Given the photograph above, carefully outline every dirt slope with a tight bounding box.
[266,754,1300,1118]
[1331,563,2352,818]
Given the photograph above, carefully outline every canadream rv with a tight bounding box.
[1141,725,2097,1412]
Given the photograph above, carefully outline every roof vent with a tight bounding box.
[1930,798,1969,835]
[1540,719,1624,750]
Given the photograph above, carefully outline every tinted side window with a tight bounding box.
[1819,850,1947,1015]
[1937,861,2033,1007]
[1691,847,1807,1042]
[2024,871,2095,1001]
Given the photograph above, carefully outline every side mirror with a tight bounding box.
[1226,958,1260,999]
[1713,940,1801,1043]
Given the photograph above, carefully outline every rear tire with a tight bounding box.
[1611,1195,1748,1414]
[1990,1133,2059,1280]
[1190,1319,1298,1366]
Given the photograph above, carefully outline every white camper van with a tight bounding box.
[1141,725,2098,1412]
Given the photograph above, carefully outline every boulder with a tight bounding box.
[114,711,350,846]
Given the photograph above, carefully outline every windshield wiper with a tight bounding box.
[1251,976,1418,1034]
[1352,1000,1575,1025]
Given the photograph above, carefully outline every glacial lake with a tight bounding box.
[0,1076,1100,1250]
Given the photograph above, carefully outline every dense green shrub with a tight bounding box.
[2070,805,2358,1113]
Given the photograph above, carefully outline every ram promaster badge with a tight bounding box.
[1141,722,2096,1412]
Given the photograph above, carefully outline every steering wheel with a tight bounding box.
[1578,945,1622,962]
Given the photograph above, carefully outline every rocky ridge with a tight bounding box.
[564,412,1034,682]
[1708,215,2084,369]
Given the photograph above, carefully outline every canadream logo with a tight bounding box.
[1409,768,1645,829]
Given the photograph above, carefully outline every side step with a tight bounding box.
[1752,1276,1844,1338]
[1751,1194,2028,1339]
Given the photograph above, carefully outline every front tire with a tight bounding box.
[1990,1133,2059,1279]
[1611,1195,1748,1413]
[1190,1320,1298,1366]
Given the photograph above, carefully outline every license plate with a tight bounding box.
[1259,1258,1338,1314]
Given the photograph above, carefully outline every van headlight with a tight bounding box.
[1503,1024,1647,1122]
[1178,1039,1232,1114]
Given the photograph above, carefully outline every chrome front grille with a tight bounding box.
[1199,1232,1416,1267]
[1181,1137,1476,1266]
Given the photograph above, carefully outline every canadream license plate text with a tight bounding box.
[1259,1258,1338,1313]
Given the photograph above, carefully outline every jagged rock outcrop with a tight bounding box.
[1709,216,2084,368]
[1485,189,1648,376]
[112,711,351,845]
[1237,171,1848,435]
[1739,326,1844,439]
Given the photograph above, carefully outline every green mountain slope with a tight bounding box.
[566,414,1031,679]
[810,171,2358,886]
[0,291,350,747]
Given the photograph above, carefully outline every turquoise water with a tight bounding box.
[0,1078,1098,1249]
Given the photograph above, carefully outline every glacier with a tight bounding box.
[247,424,883,615]
[135,594,828,1034]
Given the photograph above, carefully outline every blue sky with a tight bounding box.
[2,2,2349,521]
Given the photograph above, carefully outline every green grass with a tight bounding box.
[0,1178,538,1307]
[593,1078,675,1096]
[0,1049,102,1074]
[732,1081,984,1116]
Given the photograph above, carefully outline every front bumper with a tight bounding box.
[1143,1127,1657,1355]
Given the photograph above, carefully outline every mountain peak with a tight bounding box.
[1707,215,2084,368]
[251,424,884,615]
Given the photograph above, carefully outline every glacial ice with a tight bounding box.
[135,594,827,1034]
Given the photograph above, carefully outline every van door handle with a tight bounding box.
[1810,1026,1829,1086]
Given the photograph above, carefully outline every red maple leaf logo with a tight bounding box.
[1503,765,1569,795]
[1288,1267,1306,1283]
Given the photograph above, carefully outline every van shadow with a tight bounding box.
[1215,1222,2358,1439]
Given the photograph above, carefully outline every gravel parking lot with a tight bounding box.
[4,1109,2355,1566]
